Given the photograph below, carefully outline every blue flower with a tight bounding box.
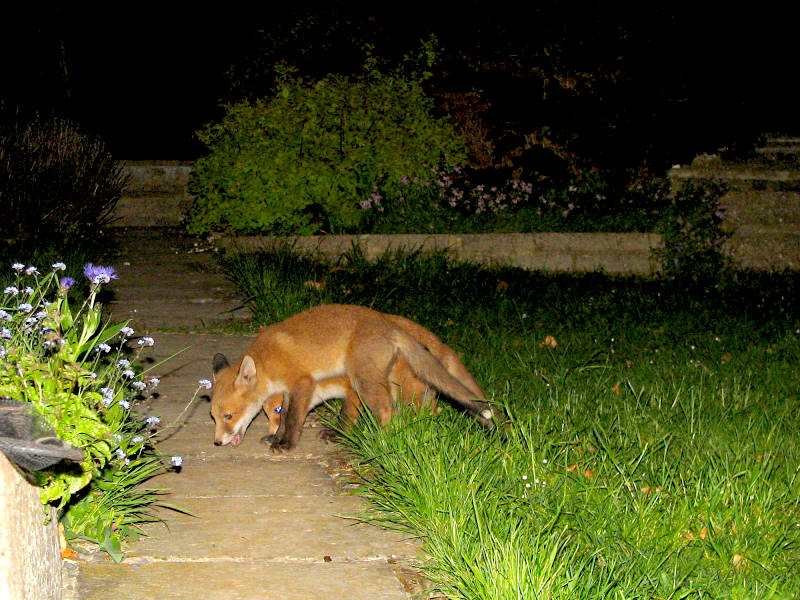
[4,286,18,296]
[83,263,118,285]
[18,303,33,313]
[11,262,24,272]
[132,436,144,443]
[100,387,115,406]
[145,416,161,425]
[59,277,75,289]
[118,399,130,409]
[171,456,183,467]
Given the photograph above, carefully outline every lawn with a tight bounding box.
[222,245,800,599]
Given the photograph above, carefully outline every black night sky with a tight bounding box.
[2,4,796,163]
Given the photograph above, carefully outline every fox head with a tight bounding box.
[210,353,265,447]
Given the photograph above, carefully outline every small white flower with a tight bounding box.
[24,266,38,276]
[18,303,33,313]
[198,379,212,390]
[52,262,66,271]
[148,377,160,387]
[132,436,145,443]
[117,358,131,368]
[96,343,112,353]
[132,381,147,390]
[137,336,155,347]
[171,456,183,467]
[11,262,24,272]
[120,326,135,337]
[145,416,161,425]
[122,369,135,379]
[118,399,130,409]
[4,286,18,296]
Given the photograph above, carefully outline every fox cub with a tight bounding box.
[210,304,496,451]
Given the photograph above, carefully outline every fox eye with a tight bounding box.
[224,413,233,421]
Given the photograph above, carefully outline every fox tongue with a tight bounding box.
[231,433,242,447]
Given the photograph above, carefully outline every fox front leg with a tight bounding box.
[269,377,314,452]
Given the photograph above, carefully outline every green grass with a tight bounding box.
[221,245,800,599]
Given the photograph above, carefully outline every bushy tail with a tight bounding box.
[392,330,496,427]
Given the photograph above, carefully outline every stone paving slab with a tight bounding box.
[130,495,418,561]
[74,561,411,600]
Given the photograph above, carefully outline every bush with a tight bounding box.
[653,180,731,281]
[0,261,181,561]
[0,114,126,255]
[186,70,466,235]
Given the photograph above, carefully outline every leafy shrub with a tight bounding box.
[358,164,678,234]
[653,180,731,280]
[0,261,181,561]
[0,115,126,255]
[186,70,466,235]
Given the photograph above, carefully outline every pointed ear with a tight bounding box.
[235,355,258,388]
[213,353,230,375]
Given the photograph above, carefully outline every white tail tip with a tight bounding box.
[480,409,494,421]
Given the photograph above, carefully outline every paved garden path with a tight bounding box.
[62,228,423,600]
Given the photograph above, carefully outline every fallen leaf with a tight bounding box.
[566,464,578,472]
[496,280,508,291]
[444,319,455,327]
[323,555,333,562]
[641,486,651,494]
[699,527,708,540]
[584,469,593,478]
[732,554,745,569]
[612,382,621,395]
[542,335,558,348]
[304,279,326,291]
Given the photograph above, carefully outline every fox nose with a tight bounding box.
[214,440,222,446]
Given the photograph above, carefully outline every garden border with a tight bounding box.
[215,232,663,275]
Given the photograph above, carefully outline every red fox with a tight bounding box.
[259,350,446,441]
[210,304,496,451]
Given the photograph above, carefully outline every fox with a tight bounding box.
[259,362,441,442]
[210,304,497,451]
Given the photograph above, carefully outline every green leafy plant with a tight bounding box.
[0,261,183,561]
[0,113,126,256]
[186,69,466,235]
[654,180,731,280]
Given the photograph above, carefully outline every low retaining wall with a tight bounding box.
[0,454,61,600]
[218,232,663,275]
[118,158,799,272]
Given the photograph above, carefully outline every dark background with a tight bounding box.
[2,4,796,165]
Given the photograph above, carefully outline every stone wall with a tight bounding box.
[668,136,800,270]
[218,232,662,274]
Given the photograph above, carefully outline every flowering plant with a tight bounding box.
[0,261,179,561]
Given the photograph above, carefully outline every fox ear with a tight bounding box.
[212,353,230,375]
[236,355,258,387]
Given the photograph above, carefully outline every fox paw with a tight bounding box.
[269,439,294,453]
[259,433,278,445]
